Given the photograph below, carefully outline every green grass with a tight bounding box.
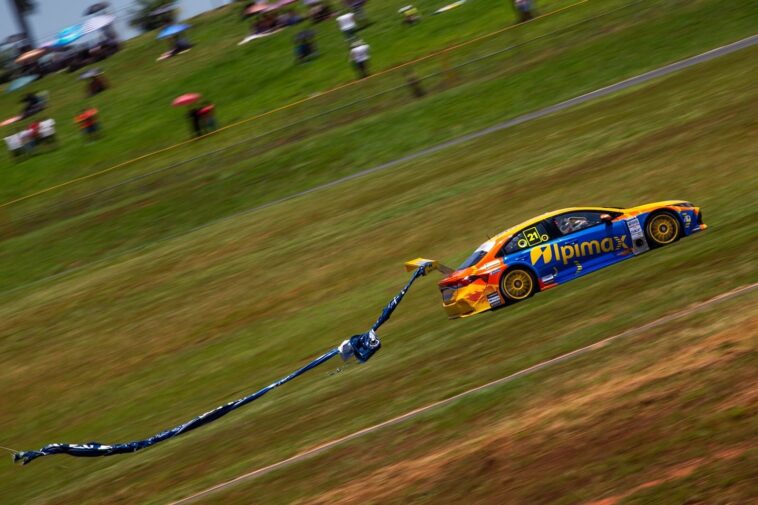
[0,37,755,504]
[0,0,586,200]
[1,0,756,292]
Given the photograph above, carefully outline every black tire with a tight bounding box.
[499,268,537,303]
[645,211,681,248]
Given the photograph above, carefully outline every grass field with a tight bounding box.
[1,0,756,293]
[0,0,593,200]
[0,17,756,501]
[1,0,757,503]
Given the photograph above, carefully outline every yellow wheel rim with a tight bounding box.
[503,270,533,300]
[648,214,679,244]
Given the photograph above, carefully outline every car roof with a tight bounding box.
[490,207,623,244]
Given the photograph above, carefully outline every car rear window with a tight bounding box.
[457,240,495,270]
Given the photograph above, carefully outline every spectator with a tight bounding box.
[253,12,277,34]
[197,102,217,134]
[345,0,367,22]
[308,1,333,23]
[171,34,193,57]
[39,118,57,144]
[88,74,109,97]
[75,108,101,141]
[349,39,370,79]
[400,5,420,25]
[294,28,318,63]
[21,92,45,118]
[19,125,37,151]
[514,0,534,23]
[336,11,358,40]
[188,106,202,137]
[278,9,302,27]
[4,132,24,158]
[28,120,41,144]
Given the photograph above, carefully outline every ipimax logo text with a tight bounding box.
[530,236,629,265]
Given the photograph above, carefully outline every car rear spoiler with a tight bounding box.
[404,258,454,275]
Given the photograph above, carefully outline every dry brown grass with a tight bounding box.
[296,307,757,505]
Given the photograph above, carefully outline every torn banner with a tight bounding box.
[14,264,431,465]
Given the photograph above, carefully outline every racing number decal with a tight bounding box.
[523,226,549,247]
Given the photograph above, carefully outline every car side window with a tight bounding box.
[551,211,605,236]
[503,222,552,255]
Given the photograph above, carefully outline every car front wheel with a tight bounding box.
[645,211,681,247]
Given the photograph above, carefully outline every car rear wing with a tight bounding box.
[404,258,454,275]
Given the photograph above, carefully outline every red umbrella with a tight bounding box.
[172,93,201,107]
[1,115,22,127]
[76,108,99,122]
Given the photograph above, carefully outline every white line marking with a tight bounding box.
[171,282,757,504]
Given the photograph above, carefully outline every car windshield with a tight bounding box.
[457,240,494,270]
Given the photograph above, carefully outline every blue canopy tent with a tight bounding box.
[53,25,85,47]
[6,75,38,93]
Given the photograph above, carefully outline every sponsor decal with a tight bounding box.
[481,260,501,270]
[530,236,629,266]
[625,216,649,254]
[626,217,644,240]
[682,213,692,228]
[487,292,502,307]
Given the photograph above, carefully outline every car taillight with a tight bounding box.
[441,287,455,302]
[449,275,486,289]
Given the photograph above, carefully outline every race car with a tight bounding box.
[406,201,706,319]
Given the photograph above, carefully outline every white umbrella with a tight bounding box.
[83,14,116,35]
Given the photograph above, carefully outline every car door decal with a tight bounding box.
[625,216,649,254]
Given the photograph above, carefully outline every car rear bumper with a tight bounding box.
[440,284,501,319]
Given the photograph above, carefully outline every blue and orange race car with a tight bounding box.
[407,201,706,319]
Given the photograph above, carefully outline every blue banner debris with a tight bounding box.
[13,264,431,465]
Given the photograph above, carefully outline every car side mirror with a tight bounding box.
[600,213,613,223]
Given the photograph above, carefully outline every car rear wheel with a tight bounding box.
[500,268,536,303]
[645,211,680,247]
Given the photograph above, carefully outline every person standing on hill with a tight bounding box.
[188,106,202,137]
[294,28,317,62]
[349,39,370,79]
[75,108,101,141]
[88,74,109,97]
[336,11,358,40]
[345,0,368,22]
[198,101,217,134]
[514,0,535,22]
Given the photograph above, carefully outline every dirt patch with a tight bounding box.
[584,446,749,505]
[301,313,756,505]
